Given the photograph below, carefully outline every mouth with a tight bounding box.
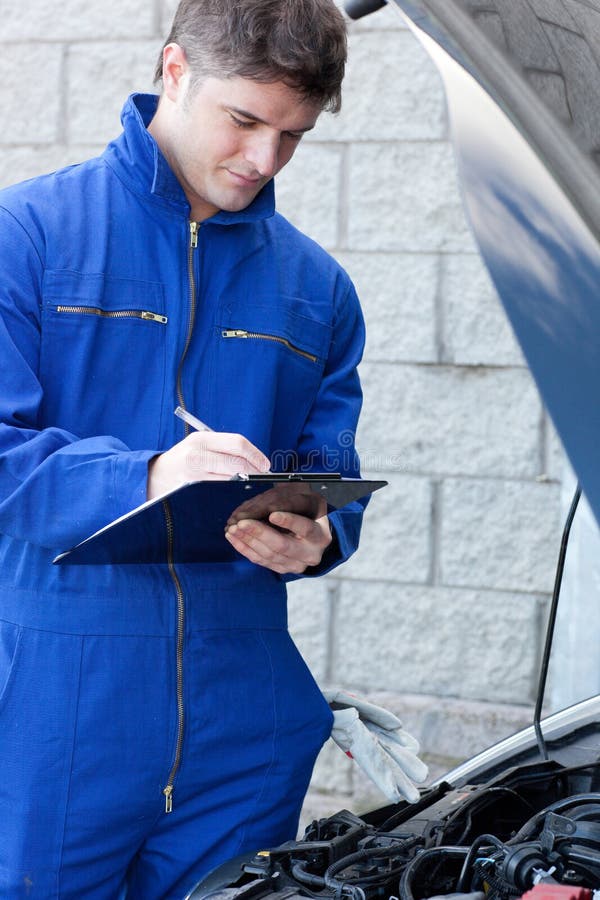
[226,170,263,188]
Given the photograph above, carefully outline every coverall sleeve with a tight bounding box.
[0,207,156,551]
[286,276,367,580]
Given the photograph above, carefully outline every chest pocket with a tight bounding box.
[213,298,332,456]
[39,270,167,449]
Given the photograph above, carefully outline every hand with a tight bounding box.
[224,510,332,575]
[323,688,428,804]
[147,432,270,500]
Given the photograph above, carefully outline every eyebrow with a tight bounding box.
[227,105,316,133]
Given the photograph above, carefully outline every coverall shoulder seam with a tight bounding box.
[0,204,45,271]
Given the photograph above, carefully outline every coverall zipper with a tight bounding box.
[162,220,199,812]
[162,499,185,814]
[221,329,318,363]
[56,305,167,324]
[176,222,199,429]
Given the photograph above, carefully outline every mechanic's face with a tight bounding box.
[150,45,322,222]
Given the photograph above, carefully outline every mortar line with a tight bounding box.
[434,252,446,364]
[333,575,554,600]
[337,143,351,251]
[58,43,69,145]
[430,478,442,585]
[323,579,341,683]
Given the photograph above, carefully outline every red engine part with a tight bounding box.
[521,887,592,900]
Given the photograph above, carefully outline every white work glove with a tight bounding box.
[323,688,428,805]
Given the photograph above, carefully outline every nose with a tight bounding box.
[245,133,280,179]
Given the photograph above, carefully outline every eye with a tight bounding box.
[284,131,304,142]
[230,114,254,129]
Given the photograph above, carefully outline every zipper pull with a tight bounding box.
[190,221,198,249]
[141,311,168,324]
[222,329,248,338]
[163,785,174,813]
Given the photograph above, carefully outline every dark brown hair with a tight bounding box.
[154,0,347,112]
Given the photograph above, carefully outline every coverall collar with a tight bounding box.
[106,92,276,224]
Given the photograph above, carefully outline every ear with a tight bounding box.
[161,43,190,102]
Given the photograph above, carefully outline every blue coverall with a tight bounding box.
[0,93,366,899]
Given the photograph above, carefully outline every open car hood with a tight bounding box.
[375,0,600,532]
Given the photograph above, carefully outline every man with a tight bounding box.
[0,1,422,897]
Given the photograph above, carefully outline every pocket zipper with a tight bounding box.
[56,305,168,324]
[222,329,318,363]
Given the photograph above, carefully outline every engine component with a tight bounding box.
[188,764,600,900]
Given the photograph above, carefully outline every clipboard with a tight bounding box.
[53,474,387,565]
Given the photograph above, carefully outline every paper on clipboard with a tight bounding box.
[53,474,387,565]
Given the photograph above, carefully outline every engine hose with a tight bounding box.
[456,834,506,892]
[294,840,421,893]
[291,862,327,888]
[324,841,418,883]
[399,847,468,900]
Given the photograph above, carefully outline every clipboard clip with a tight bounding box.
[230,472,342,482]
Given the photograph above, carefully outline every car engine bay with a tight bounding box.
[191,751,600,900]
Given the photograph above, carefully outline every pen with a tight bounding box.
[174,406,214,433]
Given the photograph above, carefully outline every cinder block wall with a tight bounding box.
[1,1,564,816]
[282,4,564,815]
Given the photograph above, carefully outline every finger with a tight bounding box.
[184,432,270,474]
[335,692,405,732]
[339,718,422,804]
[380,741,429,784]
[241,518,326,565]
[227,490,325,527]
[268,511,325,541]
[227,519,301,561]
[226,492,286,525]
[225,536,300,574]
[225,524,307,574]
[226,520,319,571]
[184,449,265,478]
[193,453,265,477]
[364,747,422,804]
[367,722,420,754]
[390,768,422,804]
